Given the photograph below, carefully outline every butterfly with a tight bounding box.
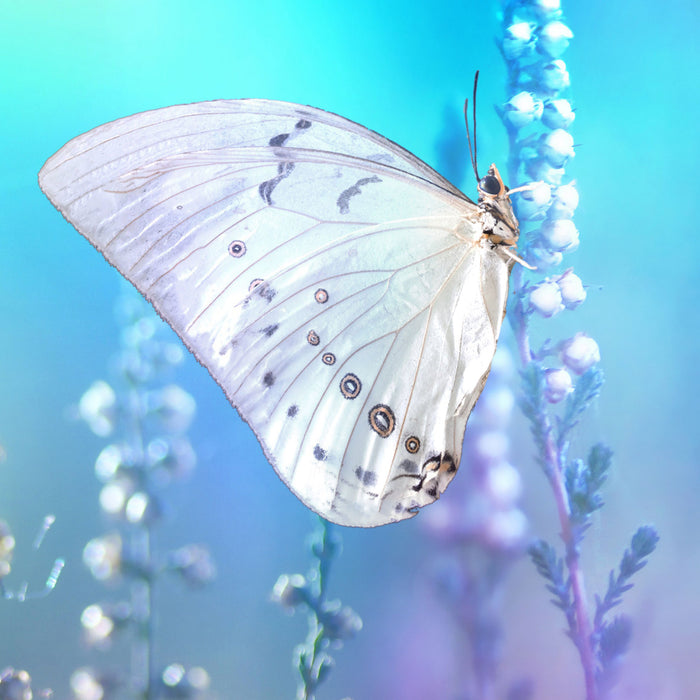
[39,97,524,527]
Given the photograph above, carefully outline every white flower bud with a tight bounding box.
[560,333,601,374]
[540,218,579,252]
[529,280,563,317]
[544,367,573,403]
[503,22,535,60]
[514,180,551,219]
[526,158,565,185]
[557,269,587,308]
[503,91,542,128]
[541,60,570,91]
[531,246,564,270]
[539,129,575,167]
[532,0,561,17]
[542,99,575,129]
[549,182,579,218]
[539,21,573,58]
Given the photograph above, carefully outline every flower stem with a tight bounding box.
[541,406,598,699]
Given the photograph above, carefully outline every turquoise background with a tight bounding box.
[1,0,698,697]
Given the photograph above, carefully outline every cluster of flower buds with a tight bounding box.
[78,295,200,524]
[424,348,526,551]
[271,573,362,643]
[0,667,52,700]
[0,520,15,581]
[499,0,599,399]
[158,663,211,698]
[75,292,214,693]
[271,519,361,698]
[69,668,120,700]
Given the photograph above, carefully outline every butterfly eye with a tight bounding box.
[478,175,502,195]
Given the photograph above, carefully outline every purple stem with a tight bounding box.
[511,305,597,699]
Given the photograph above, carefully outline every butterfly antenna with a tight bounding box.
[464,71,481,182]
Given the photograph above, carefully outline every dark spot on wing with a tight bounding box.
[255,281,277,303]
[337,175,382,214]
[261,324,279,337]
[295,119,312,129]
[268,132,290,147]
[259,161,295,205]
[287,405,298,417]
[313,445,327,461]
[399,459,419,474]
[354,467,377,487]
[263,371,275,387]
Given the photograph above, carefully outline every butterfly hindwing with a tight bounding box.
[39,99,510,526]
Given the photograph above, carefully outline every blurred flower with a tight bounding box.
[557,269,587,309]
[70,669,103,700]
[70,668,121,700]
[473,430,510,465]
[529,280,564,317]
[483,509,528,549]
[0,667,32,700]
[79,381,117,437]
[144,385,196,433]
[538,21,573,58]
[271,573,310,610]
[147,437,196,486]
[542,98,575,130]
[318,602,363,642]
[125,491,161,525]
[99,479,133,517]
[159,664,210,698]
[560,333,601,374]
[94,444,128,482]
[168,545,216,588]
[83,533,123,582]
[484,461,522,507]
[544,368,573,403]
[81,602,131,648]
[540,218,579,252]
[0,521,15,579]
[122,315,157,347]
[476,385,515,427]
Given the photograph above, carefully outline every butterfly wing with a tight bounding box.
[39,99,511,526]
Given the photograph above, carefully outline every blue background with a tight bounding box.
[1,1,698,697]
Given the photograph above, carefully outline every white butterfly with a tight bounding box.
[39,99,522,527]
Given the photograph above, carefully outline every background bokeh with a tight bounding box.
[1,0,698,698]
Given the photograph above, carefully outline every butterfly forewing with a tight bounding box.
[39,99,510,526]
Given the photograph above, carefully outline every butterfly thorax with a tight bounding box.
[477,163,519,248]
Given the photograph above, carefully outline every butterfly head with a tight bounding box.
[477,163,520,247]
